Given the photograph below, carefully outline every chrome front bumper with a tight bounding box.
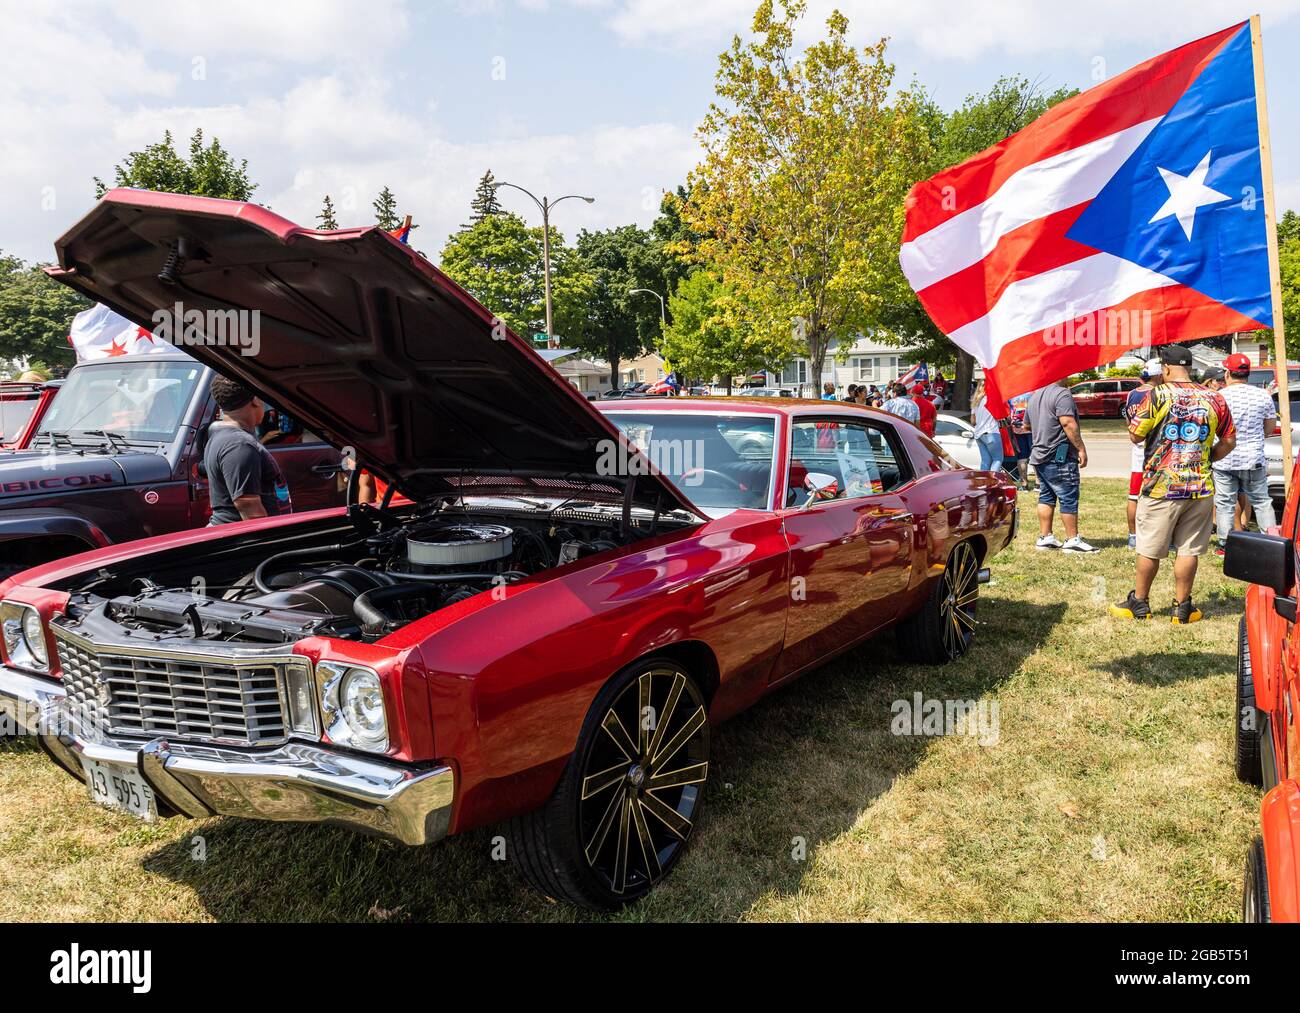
[0,664,455,846]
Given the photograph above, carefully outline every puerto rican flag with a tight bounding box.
[900,22,1273,415]
[389,214,413,244]
[897,362,929,387]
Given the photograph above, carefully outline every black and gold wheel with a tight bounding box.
[508,659,710,910]
[896,541,980,664]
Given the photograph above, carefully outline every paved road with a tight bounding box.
[1077,434,1134,479]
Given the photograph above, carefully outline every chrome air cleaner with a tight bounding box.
[405,524,514,570]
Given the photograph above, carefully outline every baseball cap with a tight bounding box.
[1223,352,1252,375]
[911,383,926,395]
[1157,343,1193,366]
[1142,357,1164,378]
[1202,366,1226,384]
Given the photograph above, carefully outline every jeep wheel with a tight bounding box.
[896,541,979,664]
[1243,836,1271,923]
[1235,617,1263,787]
[508,659,710,910]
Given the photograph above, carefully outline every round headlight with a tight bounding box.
[340,668,386,743]
[21,610,47,666]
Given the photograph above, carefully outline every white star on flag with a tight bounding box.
[1147,150,1232,241]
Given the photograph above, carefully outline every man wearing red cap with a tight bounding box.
[909,383,937,437]
[1213,353,1277,548]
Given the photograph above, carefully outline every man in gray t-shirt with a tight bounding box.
[1025,379,1096,553]
[204,377,293,525]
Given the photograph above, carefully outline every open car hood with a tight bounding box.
[46,190,702,519]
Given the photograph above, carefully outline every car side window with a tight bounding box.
[934,418,966,437]
[787,419,909,505]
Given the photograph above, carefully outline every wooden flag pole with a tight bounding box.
[1251,13,1292,492]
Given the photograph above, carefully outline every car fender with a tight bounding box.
[0,508,110,552]
[400,513,790,833]
[1260,780,1300,922]
[1246,582,1284,715]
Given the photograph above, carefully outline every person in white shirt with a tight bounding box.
[881,383,921,425]
[1213,353,1278,547]
[971,380,1002,473]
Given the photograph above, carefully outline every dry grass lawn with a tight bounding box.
[0,477,1259,921]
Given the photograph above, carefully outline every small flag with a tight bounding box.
[389,214,413,244]
[68,304,174,362]
[897,362,929,387]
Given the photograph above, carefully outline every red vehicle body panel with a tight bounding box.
[0,382,58,450]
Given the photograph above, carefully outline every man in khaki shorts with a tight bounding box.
[1111,344,1236,624]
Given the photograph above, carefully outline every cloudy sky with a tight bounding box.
[4,0,1300,264]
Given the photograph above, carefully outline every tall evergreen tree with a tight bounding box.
[317,194,339,230]
[465,170,505,228]
[373,186,400,231]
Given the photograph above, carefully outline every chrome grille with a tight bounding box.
[55,631,288,746]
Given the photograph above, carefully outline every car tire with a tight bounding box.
[1243,836,1272,923]
[1235,616,1264,787]
[507,658,710,910]
[896,541,980,664]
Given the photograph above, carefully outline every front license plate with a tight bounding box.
[81,758,157,821]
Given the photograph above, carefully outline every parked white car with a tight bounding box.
[933,413,983,469]
[1264,385,1300,508]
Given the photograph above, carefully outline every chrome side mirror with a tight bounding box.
[802,472,838,508]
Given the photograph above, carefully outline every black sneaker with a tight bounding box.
[1172,598,1203,624]
[1110,591,1152,620]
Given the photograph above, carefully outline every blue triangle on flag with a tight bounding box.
[1067,24,1272,327]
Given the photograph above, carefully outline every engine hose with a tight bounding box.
[253,536,370,594]
[353,583,434,636]
[381,567,528,586]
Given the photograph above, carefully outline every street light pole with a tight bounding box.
[493,181,594,348]
[628,288,666,326]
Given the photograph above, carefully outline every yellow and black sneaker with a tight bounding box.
[1172,598,1203,624]
[1110,590,1152,620]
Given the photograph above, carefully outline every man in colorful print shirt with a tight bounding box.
[1112,344,1235,624]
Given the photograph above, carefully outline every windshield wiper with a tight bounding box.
[37,430,73,449]
[80,429,130,453]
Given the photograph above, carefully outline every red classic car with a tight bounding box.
[1069,377,1143,418]
[0,190,1016,910]
[1225,475,1300,921]
[0,379,60,450]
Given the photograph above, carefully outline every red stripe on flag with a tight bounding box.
[916,203,1095,334]
[981,282,1263,413]
[902,23,1240,243]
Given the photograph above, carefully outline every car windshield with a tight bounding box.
[0,396,37,444]
[608,412,775,512]
[38,360,202,443]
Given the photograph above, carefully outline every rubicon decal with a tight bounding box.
[0,473,115,495]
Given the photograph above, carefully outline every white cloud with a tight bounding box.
[604,0,1300,59]
[99,0,410,62]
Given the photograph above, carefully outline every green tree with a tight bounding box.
[93,129,255,200]
[439,213,593,342]
[465,170,505,228]
[570,225,662,388]
[373,185,400,231]
[318,194,339,230]
[0,251,89,370]
[1278,209,1300,246]
[660,270,794,393]
[681,1,933,390]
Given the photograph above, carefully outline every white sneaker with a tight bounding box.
[1062,535,1099,553]
[1036,535,1063,550]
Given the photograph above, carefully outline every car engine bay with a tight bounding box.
[55,497,694,650]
